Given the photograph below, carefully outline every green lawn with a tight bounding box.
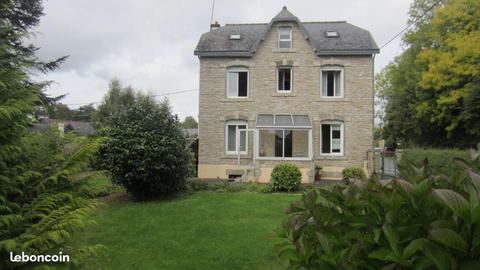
[74,191,300,269]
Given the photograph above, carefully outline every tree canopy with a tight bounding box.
[377,0,479,148]
[94,78,138,126]
[181,116,198,129]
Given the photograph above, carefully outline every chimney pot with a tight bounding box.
[210,21,220,31]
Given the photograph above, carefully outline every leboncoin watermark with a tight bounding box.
[10,251,69,263]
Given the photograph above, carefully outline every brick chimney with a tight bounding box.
[210,21,220,31]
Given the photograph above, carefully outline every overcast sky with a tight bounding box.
[33,0,413,120]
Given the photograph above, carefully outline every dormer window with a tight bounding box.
[278,26,292,48]
[326,31,339,37]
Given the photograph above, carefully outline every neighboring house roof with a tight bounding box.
[194,6,379,57]
[30,118,95,136]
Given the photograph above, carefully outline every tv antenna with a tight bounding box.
[210,0,215,25]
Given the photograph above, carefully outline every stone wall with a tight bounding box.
[197,21,374,181]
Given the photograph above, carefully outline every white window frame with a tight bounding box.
[320,121,344,156]
[255,128,312,161]
[320,66,344,98]
[226,67,249,98]
[225,120,248,155]
[277,67,293,92]
[277,26,292,49]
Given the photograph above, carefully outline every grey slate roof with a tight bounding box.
[30,118,95,136]
[194,7,379,57]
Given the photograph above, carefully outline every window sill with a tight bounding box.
[316,97,345,102]
[316,155,347,160]
[272,48,297,53]
[257,157,312,161]
[222,155,251,159]
[220,98,254,103]
[272,92,296,97]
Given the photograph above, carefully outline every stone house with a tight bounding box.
[194,7,379,182]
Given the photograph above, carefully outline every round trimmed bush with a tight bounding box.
[99,98,194,199]
[271,163,302,192]
[342,167,367,183]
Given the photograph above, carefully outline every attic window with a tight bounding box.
[230,34,241,40]
[278,26,292,48]
[326,31,339,37]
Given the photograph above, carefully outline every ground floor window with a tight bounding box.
[321,122,343,155]
[258,129,309,158]
[226,121,247,154]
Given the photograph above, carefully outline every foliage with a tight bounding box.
[377,0,479,148]
[99,97,194,199]
[0,132,105,269]
[400,148,471,177]
[270,163,302,192]
[0,1,103,268]
[180,116,198,129]
[278,144,480,269]
[186,180,269,193]
[71,104,96,121]
[94,79,138,127]
[342,167,367,183]
[48,103,73,120]
[314,165,323,176]
[42,102,97,122]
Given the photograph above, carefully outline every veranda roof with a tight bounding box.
[256,114,311,128]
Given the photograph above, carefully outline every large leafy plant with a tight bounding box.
[278,144,480,269]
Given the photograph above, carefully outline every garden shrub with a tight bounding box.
[342,166,367,183]
[399,148,470,176]
[187,180,209,191]
[278,144,480,269]
[186,181,269,193]
[99,98,194,200]
[270,163,302,192]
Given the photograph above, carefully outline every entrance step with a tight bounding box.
[319,167,344,181]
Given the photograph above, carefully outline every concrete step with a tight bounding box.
[321,170,342,179]
[317,166,344,182]
[321,177,343,181]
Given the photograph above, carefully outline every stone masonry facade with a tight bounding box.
[197,22,374,183]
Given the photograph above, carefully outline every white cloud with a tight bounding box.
[33,0,413,121]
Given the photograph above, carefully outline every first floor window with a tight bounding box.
[258,129,309,158]
[227,68,248,97]
[321,68,343,97]
[278,68,292,91]
[321,122,343,155]
[226,121,247,154]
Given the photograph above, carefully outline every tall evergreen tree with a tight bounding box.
[0,1,103,268]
